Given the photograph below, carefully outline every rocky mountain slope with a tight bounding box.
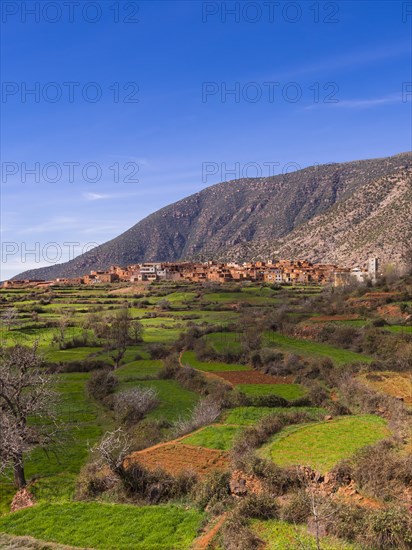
[13,152,412,280]
[227,166,412,268]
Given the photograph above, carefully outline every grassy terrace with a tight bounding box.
[0,502,204,550]
[259,415,389,473]
[116,359,164,380]
[204,332,242,354]
[237,383,306,400]
[252,519,360,549]
[116,378,199,423]
[264,331,372,365]
[182,425,241,450]
[1,279,407,550]
[222,406,326,425]
[181,350,249,371]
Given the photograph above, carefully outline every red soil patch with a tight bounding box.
[309,314,361,322]
[109,284,148,295]
[193,513,228,550]
[335,483,382,510]
[213,371,294,385]
[10,488,35,512]
[377,304,409,319]
[364,292,401,299]
[126,443,229,477]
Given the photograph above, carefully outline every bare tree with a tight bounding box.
[106,308,132,369]
[52,312,73,348]
[294,467,337,550]
[93,428,131,476]
[113,387,159,425]
[129,320,144,344]
[1,308,19,331]
[173,397,221,436]
[0,344,58,488]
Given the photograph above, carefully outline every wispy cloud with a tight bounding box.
[305,93,402,110]
[18,217,78,234]
[262,42,411,82]
[83,192,111,201]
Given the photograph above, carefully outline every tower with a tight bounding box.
[368,257,379,281]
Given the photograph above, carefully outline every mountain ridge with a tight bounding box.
[11,151,412,280]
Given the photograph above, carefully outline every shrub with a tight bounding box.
[148,343,170,359]
[324,500,366,542]
[363,508,412,550]
[60,359,110,373]
[221,514,262,550]
[87,369,118,401]
[173,397,221,436]
[121,462,197,503]
[113,387,159,425]
[128,418,169,451]
[361,507,412,549]
[76,462,117,500]
[281,490,311,523]
[157,354,179,379]
[236,493,279,520]
[192,471,232,512]
[349,439,412,501]
[249,457,299,495]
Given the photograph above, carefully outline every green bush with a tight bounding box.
[280,491,311,524]
[236,493,279,520]
[191,471,232,513]
[361,507,412,549]
[87,369,118,401]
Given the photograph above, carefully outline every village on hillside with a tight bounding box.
[3,258,380,289]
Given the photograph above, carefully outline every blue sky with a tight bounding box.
[1,0,411,279]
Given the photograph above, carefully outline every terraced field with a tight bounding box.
[222,406,327,425]
[252,519,360,549]
[264,331,372,365]
[358,371,412,408]
[1,279,409,550]
[259,415,389,473]
[181,351,249,372]
[0,502,204,550]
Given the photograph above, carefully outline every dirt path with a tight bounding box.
[192,513,228,550]
[179,351,234,386]
[124,424,214,462]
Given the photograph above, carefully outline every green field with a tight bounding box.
[181,351,249,372]
[252,519,360,549]
[202,289,279,305]
[204,332,242,354]
[182,425,241,450]
[116,359,164,380]
[0,502,204,550]
[223,406,326,425]
[0,279,406,550]
[260,415,389,473]
[264,332,372,365]
[384,325,412,334]
[116,379,199,422]
[238,383,307,400]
